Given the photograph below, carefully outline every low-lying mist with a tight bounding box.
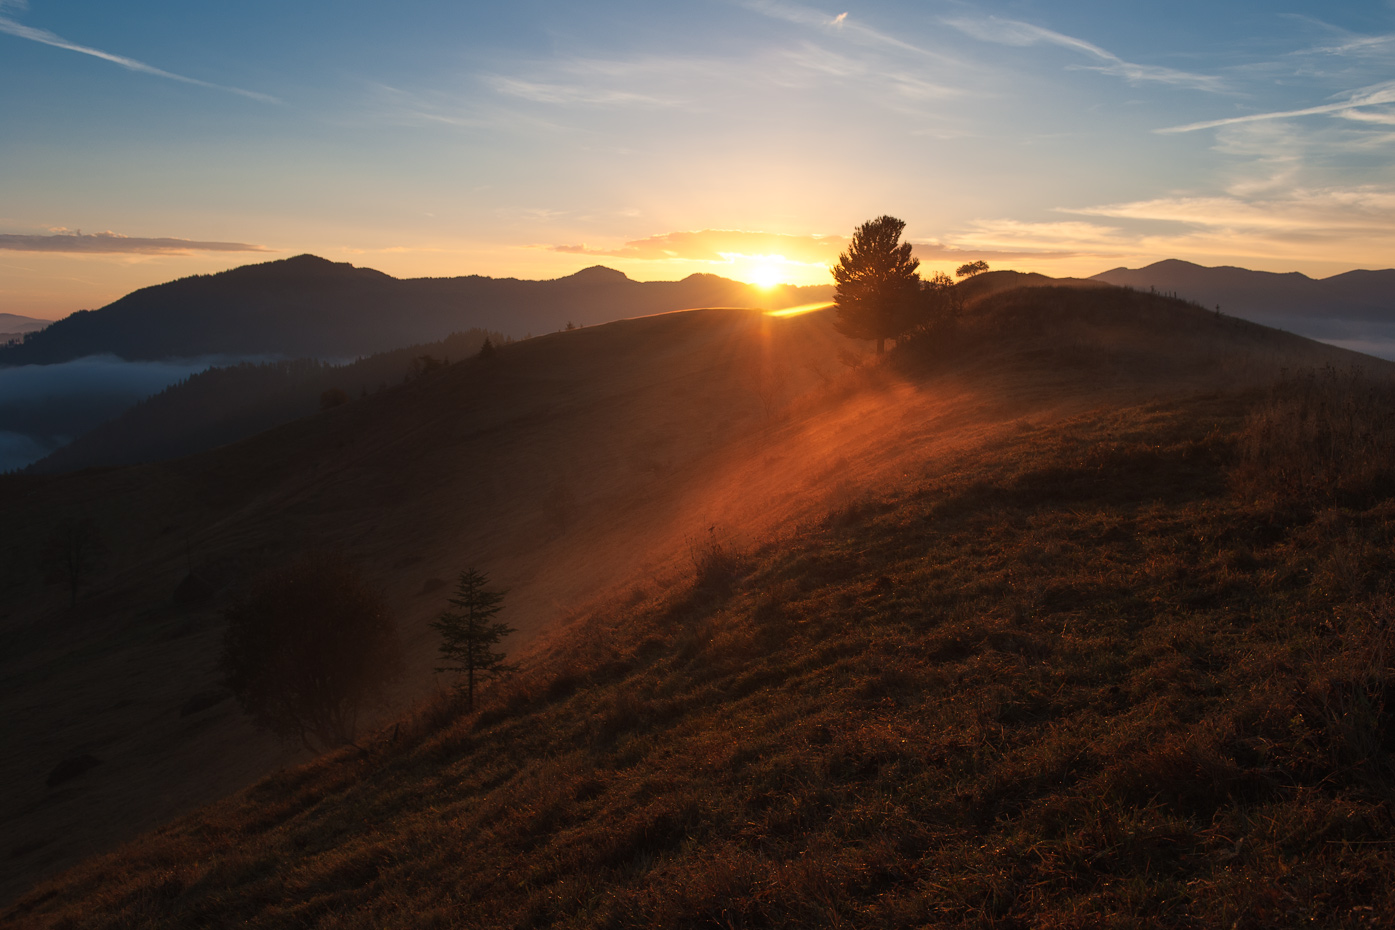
[0,354,273,471]
[1270,317,1395,362]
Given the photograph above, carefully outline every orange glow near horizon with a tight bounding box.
[766,301,835,318]
[719,252,832,290]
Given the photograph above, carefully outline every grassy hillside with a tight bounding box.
[5,285,1393,925]
[0,304,851,903]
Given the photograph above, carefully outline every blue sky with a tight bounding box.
[2,0,1393,317]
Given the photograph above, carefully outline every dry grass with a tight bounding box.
[9,361,1395,928]
[1232,365,1395,506]
[0,306,853,902]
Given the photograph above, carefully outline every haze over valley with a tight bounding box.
[5,0,1395,925]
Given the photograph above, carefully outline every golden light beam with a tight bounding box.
[765,301,834,318]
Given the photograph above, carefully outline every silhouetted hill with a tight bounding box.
[26,329,504,474]
[0,313,50,334]
[0,256,832,365]
[1092,259,1395,326]
[0,312,50,346]
[3,286,1392,917]
[955,269,1108,305]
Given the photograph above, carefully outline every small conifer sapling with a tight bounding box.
[432,569,515,709]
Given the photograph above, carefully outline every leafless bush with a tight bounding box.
[689,526,741,595]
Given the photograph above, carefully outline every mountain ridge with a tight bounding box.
[1091,258,1395,321]
[0,255,831,365]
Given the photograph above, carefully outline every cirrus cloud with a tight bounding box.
[551,228,1082,267]
[552,229,846,264]
[0,230,272,254]
[942,16,1225,92]
[0,12,278,102]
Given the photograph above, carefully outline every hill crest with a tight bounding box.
[0,257,831,365]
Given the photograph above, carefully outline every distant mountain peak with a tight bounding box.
[1121,258,1314,280]
[256,254,359,273]
[562,265,631,284]
[280,253,342,268]
[213,253,396,286]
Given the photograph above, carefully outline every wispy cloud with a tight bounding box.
[486,76,677,108]
[0,13,278,102]
[739,0,960,65]
[1158,79,1395,132]
[1298,26,1395,58]
[0,231,272,254]
[362,82,575,135]
[552,229,845,264]
[727,3,975,115]
[909,240,1081,262]
[943,16,1225,92]
[550,228,1079,270]
[950,219,1130,255]
[921,186,1395,271]
[1072,188,1395,234]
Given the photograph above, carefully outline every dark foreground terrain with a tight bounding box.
[6,284,1395,927]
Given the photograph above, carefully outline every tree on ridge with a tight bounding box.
[832,215,922,354]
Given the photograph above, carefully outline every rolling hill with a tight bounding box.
[24,329,505,474]
[1092,260,1395,321]
[0,313,50,346]
[1092,260,1395,355]
[0,256,832,365]
[4,281,1394,924]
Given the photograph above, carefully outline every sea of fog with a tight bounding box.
[0,354,269,472]
[1280,318,1395,364]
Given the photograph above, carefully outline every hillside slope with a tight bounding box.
[0,256,831,365]
[1092,259,1395,322]
[16,381,1395,928]
[0,304,852,903]
[1092,260,1395,356]
[25,329,504,474]
[2,285,1389,918]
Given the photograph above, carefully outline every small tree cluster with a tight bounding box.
[831,216,922,355]
[832,216,981,354]
[220,552,402,751]
[432,569,515,710]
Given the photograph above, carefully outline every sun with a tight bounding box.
[749,263,785,289]
[724,252,810,288]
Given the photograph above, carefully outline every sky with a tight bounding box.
[2,0,1394,319]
